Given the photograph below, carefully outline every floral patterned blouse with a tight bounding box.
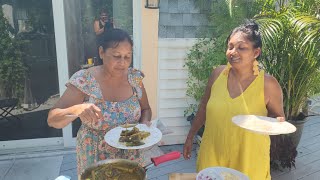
[67,67,145,175]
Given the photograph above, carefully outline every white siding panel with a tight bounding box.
[159,99,197,109]
[158,49,189,60]
[158,39,197,145]
[160,117,190,127]
[159,59,187,70]
[159,108,186,118]
[159,89,187,99]
[159,99,189,108]
[158,38,197,48]
[159,69,188,80]
[159,80,188,89]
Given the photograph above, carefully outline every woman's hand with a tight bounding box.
[76,103,103,124]
[277,117,286,122]
[183,136,193,160]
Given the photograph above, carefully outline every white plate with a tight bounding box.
[104,124,162,150]
[232,115,297,135]
[197,167,249,180]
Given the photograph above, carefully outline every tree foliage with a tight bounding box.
[0,9,26,99]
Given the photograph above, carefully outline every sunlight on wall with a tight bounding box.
[141,2,159,120]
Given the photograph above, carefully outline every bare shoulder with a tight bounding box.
[212,65,226,77]
[264,72,282,100]
[264,73,285,117]
[87,66,102,80]
[264,73,281,89]
[208,65,227,85]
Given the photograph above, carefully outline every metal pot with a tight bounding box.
[80,151,181,180]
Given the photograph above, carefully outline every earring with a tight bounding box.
[223,62,232,76]
[253,59,259,76]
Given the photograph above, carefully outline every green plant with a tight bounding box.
[254,0,320,170]
[255,0,320,121]
[184,38,226,117]
[0,9,26,99]
[270,135,297,170]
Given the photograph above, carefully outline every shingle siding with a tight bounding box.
[159,0,211,38]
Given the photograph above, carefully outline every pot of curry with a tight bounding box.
[81,151,181,180]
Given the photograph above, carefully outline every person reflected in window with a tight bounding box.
[93,9,114,65]
[183,20,285,180]
[47,29,152,176]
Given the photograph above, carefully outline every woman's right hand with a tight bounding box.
[76,103,103,124]
[183,136,194,160]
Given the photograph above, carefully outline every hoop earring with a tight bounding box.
[253,59,259,76]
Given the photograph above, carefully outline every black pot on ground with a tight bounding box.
[270,115,308,170]
[288,118,308,148]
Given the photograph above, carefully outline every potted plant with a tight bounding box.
[255,0,320,147]
[254,0,320,169]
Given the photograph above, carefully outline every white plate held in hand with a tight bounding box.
[232,115,296,135]
[104,124,162,150]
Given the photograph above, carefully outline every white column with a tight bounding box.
[132,0,142,69]
[52,0,74,147]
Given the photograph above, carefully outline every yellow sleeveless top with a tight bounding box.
[197,67,271,180]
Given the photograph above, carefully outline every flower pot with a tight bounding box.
[288,119,308,148]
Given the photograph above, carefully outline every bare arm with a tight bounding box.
[186,65,226,139]
[264,74,285,119]
[94,20,104,35]
[139,82,152,125]
[47,85,102,129]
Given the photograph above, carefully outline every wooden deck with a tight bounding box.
[60,116,320,180]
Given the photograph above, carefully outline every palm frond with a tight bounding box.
[256,6,320,119]
[255,18,283,50]
[291,15,320,32]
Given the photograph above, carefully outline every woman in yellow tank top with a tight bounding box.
[183,21,285,180]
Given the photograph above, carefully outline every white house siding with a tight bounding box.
[158,38,197,145]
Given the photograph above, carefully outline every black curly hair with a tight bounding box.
[99,28,133,51]
[227,19,262,49]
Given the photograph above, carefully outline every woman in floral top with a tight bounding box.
[47,29,152,175]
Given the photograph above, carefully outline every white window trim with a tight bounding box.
[52,0,74,147]
[0,138,64,150]
[132,0,142,69]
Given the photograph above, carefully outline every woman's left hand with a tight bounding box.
[140,120,151,127]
